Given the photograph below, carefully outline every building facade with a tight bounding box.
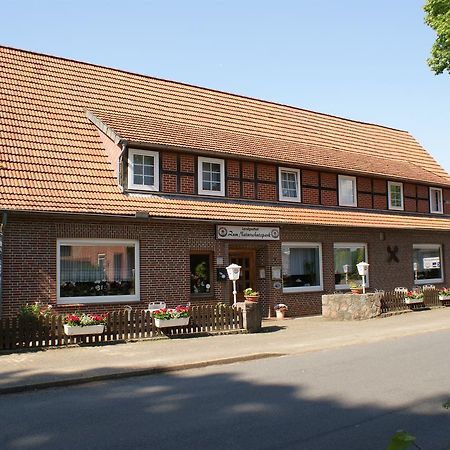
[1,46,450,318]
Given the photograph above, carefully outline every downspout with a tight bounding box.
[118,140,128,192]
[0,211,7,315]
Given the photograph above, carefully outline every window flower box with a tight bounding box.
[154,317,190,328]
[63,324,105,336]
[438,288,450,301]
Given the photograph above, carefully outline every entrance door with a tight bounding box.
[229,249,256,302]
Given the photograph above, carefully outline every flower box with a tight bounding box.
[439,295,450,301]
[63,324,104,336]
[154,317,190,328]
[244,294,260,302]
[404,297,424,304]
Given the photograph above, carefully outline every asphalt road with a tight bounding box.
[1,330,450,450]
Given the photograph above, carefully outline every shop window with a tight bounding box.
[57,239,139,304]
[430,187,443,214]
[413,244,443,284]
[190,253,212,294]
[338,175,357,207]
[282,243,323,292]
[334,243,368,289]
[128,149,160,191]
[388,181,404,210]
[279,167,301,202]
[198,157,225,196]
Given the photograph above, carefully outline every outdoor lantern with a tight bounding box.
[226,263,241,306]
[343,264,351,285]
[356,262,370,294]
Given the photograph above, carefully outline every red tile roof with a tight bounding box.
[1,45,450,231]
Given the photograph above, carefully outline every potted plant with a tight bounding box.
[244,288,260,302]
[348,281,363,294]
[63,313,107,336]
[438,288,450,301]
[274,303,288,319]
[404,290,424,304]
[153,305,190,328]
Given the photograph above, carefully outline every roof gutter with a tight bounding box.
[0,211,7,314]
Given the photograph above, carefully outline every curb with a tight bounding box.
[0,352,285,396]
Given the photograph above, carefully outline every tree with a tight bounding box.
[424,0,450,75]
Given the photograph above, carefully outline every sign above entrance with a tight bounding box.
[216,225,280,241]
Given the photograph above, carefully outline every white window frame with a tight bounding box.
[57,239,140,305]
[334,242,369,290]
[128,149,160,191]
[413,243,443,285]
[278,167,301,202]
[338,175,357,207]
[198,156,225,196]
[388,181,404,211]
[281,242,323,293]
[429,187,443,214]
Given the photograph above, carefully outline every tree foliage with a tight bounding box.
[424,0,450,75]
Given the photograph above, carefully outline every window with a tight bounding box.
[338,175,357,207]
[334,243,368,289]
[282,243,323,292]
[388,181,404,210]
[430,187,443,214]
[190,253,212,294]
[279,168,301,202]
[198,157,225,196]
[128,149,159,191]
[57,239,139,304]
[413,244,443,284]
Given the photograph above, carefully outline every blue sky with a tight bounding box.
[2,0,449,172]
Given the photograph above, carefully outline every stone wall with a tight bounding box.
[322,293,382,320]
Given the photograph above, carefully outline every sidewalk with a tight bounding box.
[2,308,450,394]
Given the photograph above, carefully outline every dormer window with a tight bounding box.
[198,156,225,196]
[388,181,404,210]
[430,187,443,214]
[128,149,159,191]
[338,175,357,207]
[279,167,301,202]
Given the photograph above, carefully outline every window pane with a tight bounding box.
[60,244,136,298]
[281,171,298,198]
[201,160,222,192]
[431,189,442,213]
[334,245,366,286]
[143,175,154,186]
[190,254,211,294]
[282,245,321,288]
[134,174,143,185]
[413,246,442,281]
[389,184,402,208]
[132,153,155,187]
[134,155,143,165]
[339,178,355,205]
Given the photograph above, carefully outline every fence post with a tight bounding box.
[236,301,262,333]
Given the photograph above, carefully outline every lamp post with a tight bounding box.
[226,263,241,306]
[356,262,370,294]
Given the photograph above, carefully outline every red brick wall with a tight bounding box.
[151,150,442,216]
[3,215,450,320]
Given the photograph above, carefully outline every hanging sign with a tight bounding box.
[216,225,280,241]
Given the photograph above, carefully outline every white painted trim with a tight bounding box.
[56,239,140,304]
[281,242,323,293]
[338,175,357,207]
[197,156,225,196]
[388,181,404,211]
[128,148,160,191]
[413,243,444,284]
[429,187,443,214]
[333,242,369,289]
[278,167,301,202]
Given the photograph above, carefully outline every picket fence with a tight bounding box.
[380,288,444,314]
[0,305,244,351]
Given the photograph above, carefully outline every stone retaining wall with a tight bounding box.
[322,293,382,320]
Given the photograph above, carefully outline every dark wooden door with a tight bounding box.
[229,250,256,302]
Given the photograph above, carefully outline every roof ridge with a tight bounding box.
[1,44,410,135]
